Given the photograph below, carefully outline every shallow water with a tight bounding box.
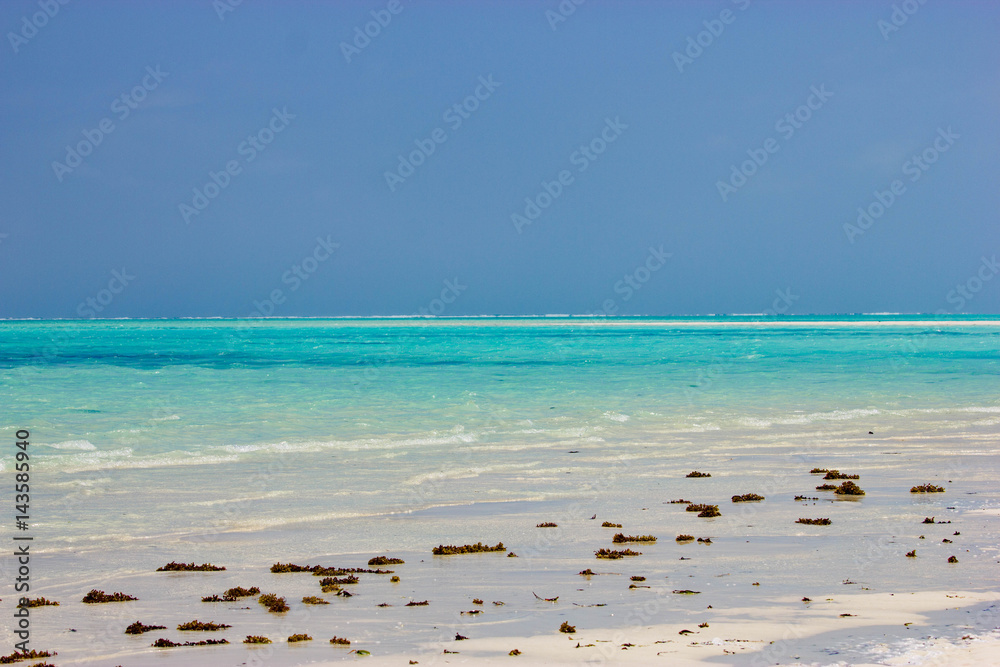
[1,317,998,664]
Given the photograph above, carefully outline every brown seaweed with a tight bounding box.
[243,636,271,644]
[796,518,832,525]
[156,562,225,572]
[151,638,228,648]
[19,597,59,608]
[258,593,289,613]
[675,534,695,542]
[686,471,711,478]
[947,556,958,563]
[125,621,166,635]
[82,590,137,604]
[536,522,558,528]
[405,600,430,606]
[672,589,700,595]
[301,596,329,605]
[822,471,860,480]
[731,494,764,502]
[816,484,837,491]
[697,537,712,544]
[559,621,576,633]
[288,634,312,642]
[697,506,721,517]
[685,503,717,513]
[595,548,641,559]
[177,620,231,631]
[270,563,322,573]
[368,556,405,565]
[910,483,945,493]
[612,533,657,543]
[432,542,505,555]
[905,550,916,557]
[833,481,865,496]
[329,636,351,645]
[601,521,622,528]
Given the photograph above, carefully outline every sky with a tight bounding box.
[1,0,998,318]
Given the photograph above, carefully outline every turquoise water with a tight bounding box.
[1,317,998,664]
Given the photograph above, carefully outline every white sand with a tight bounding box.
[330,590,1000,666]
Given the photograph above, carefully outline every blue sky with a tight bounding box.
[1,0,998,317]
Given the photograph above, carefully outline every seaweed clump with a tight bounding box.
[676,534,695,542]
[432,542,505,555]
[406,600,429,606]
[243,636,271,644]
[203,586,260,602]
[669,499,691,504]
[810,468,829,474]
[151,638,228,647]
[795,496,818,501]
[906,550,916,558]
[595,548,641,559]
[19,597,59,607]
[731,494,764,502]
[685,503,716,513]
[156,562,225,572]
[82,590,137,604]
[612,533,656,543]
[368,556,405,565]
[697,537,712,543]
[816,484,837,491]
[288,634,312,642]
[125,621,166,635]
[948,556,958,563]
[258,593,289,613]
[270,563,322,573]
[630,576,646,581]
[329,636,351,645]
[834,481,865,496]
[177,620,232,631]
[559,622,576,633]
[320,575,359,586]
[578,569,595,576]
[672,589,701,595]
[301,596,329,605]
[686,471,711,478]
[796,518,832,525]
[536,522,558,528]
[0,650,56,663]
[922,517,935,524]
[910,484,945,493]
[697,506,721,518]
[823,471,860,480]
[601,521,622,528]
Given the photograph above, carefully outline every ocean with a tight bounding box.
[1,316,998,665]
